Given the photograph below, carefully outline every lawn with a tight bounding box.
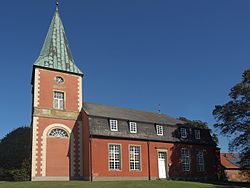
[0,180,249,188]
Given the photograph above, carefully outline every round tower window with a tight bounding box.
[55,76,64,84]
[48,128,69,138]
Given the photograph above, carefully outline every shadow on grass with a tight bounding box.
[0,180,249,188]
[183,180,250,188]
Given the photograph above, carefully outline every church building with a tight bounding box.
[31,3,220,181]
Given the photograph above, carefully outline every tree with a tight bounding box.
[0,127,31,181]
[213,69,250,167]
[178,117,218,144]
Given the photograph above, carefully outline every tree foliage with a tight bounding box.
[213,69,250,166]
[0,127,31,181]
[178,117,218,144]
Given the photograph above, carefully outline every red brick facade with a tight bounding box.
[31,66,220,181]
[31,68,83,181]
[84,138,219,181]
[31,7,220,181]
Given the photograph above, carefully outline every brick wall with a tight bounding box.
[31,67,82,181]
[89,137,218,181]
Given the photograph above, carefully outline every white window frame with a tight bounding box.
[129,145,141,171]
[48,128,69,138]
[55,76,64,84]
[156,125,163,136]
[108,144,121,170]
[196,150,205,172]
[53,91,64,110]
[194,129,201,139]
[129,122,137,133]
[180,128,187,138]
[181,148,191,172]
[110,120,118,131]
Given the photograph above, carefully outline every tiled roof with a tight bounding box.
[83,102,184,125]
[84,103,216,145]
[220,153,240,169]
[34,9,82,75]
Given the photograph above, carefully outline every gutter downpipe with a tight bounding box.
[147,140,151,180]
[90,135,93,181]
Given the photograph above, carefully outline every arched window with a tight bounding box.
[48,128,69,138]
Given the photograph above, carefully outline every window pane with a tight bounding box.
[181,128,187,138]
[130,122,137,133]
[156,125,163,135]
[196,151,205,172]
[53,91,64,110]
[59,99,64,110]
[129,146,141,170]
[195,130,200,139]
[181,148,190,171]
[54,99,58,109]
[48,128,69,138]
[110,120,118,131]
[109,145,121,170]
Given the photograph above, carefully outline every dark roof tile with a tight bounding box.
[83,102,184,126]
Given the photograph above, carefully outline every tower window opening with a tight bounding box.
[53,91,64,110]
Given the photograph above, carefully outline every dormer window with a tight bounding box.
[129,122,137,133]
[110,120,118,131]
[180,128,187,138]
[156,125,163,136]
[194,129,201,139]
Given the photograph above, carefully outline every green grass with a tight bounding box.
[0,180,248,188]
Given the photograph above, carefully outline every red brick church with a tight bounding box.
[31,3,220,181]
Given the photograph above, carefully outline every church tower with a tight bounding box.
[31,3,83,181]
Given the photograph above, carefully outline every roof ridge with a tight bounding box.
[84,102,184,124]
[85,102,166,115]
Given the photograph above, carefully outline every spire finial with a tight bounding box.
[56,0,59,11]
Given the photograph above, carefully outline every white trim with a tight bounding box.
[48,128,69,138]
[109,119,118,131]
[156,125,163,136]
[41,124,72,177]
[31,117,39,177]
[108,144,122,171]
[78,77,82,111]
[32,68,40,177]
[157,150,168,179]
[55,76,64,84]
[32,176,69,181]
[180,128,187,138]
[129,145,141,171]
[156,148,168,152]
[34,69,40,107]
[53,91,65,110]
[129,122,137,133]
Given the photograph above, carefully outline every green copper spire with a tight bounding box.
[34,3,83,75]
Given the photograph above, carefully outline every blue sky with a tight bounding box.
[0,0,249,152]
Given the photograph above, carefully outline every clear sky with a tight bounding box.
[0,0,249,152]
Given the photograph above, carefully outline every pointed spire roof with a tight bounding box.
[34,5,83,75]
